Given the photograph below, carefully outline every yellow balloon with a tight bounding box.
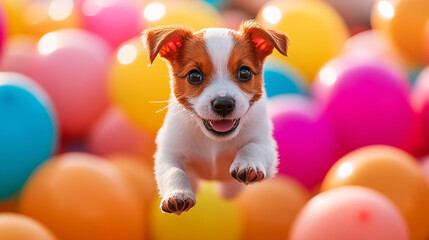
[321,145,429,240]
[0,0,29,36]
[109,37,170,134]
[371,0,429,66]
[23,0,81,38]
[257,0,349,82]
[143,1,223,31]
[150,182,242,240]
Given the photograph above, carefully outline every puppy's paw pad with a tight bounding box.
[231,167,264,184]
[160,192,196,215]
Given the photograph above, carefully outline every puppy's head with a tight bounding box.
[142,20,288,140]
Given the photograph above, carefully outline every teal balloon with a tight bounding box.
[263,58,307,98]
[203,0,226,9]
[0,72,57,201]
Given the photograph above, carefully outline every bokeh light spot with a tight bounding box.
[262,5,281,24]
[49,0,74,21]
[319,67,337,86]
[377,1,395,19]
[143,2,166,22]
[338,162,353,178]
[38,33,59,55]
[117,44,138,65]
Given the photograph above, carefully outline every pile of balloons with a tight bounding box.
[1,0,429,239]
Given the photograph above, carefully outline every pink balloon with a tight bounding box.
[269,95,337,190]
[80,0,143,48]
[0,36,37,75]
[313,56,415,157]
[421,156,429,186]
[411,66,429,155]
[0,4,6,55]
[290,186,409,240]
[28,29,112,139]
[88,106,155,160]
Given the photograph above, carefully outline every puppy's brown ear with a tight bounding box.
[239,20,289,61]
[142,25,193,64]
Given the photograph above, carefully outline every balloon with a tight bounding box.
[0,73,57,201]
[321,0,373,27]
[235,176,310,240]
[0,4,6,54]
[88,106,156,161]
[28,29,112,139]
[80,0,144,48]
[109,38,170,134]
[142,1,223,31]
[422,156,429,186]
[150,182,242,240]
[425,19,429,63]
[19,153,145,240]
[263,57,307,98]
[269,95,337,190]
[342,30,401,67]
[257,0,349,81]
[109,155,157,211]
[0,0,28,36]
[0,213,57,240]
[313,56,415,156]
[321,145,429,240]
[371,0,429,66]
[412,66,429,155]
[290,186,409,240]
[0,36,38,76]
[23,0,81,38]
[109,155,157,240]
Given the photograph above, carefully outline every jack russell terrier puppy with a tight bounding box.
[142,20,288,214]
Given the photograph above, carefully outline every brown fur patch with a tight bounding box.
[168,32,214,109]
[229,32,265,104]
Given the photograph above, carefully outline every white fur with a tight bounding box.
[154,28,278,214]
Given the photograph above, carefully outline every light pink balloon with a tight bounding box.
[290,186,409,240]
[28,29,112,140]
[411,66,429,155]
[88,106,155,160]
[421,156,429,186]
[0,36,37,75]
[81,0,143,48]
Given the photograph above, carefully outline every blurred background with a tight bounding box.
[0,0,429,239]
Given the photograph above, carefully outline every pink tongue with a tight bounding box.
[210,120,235,132]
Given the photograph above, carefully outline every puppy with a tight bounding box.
[142,20,288,214]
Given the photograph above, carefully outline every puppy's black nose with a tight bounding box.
[211,97,235,117]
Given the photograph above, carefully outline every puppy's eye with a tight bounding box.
[187,69,203,85]
[237,66,252,82]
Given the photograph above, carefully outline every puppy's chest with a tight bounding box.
[185,148,238,181]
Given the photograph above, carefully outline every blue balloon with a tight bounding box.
[0,72,58,201]
[263,58,308,98]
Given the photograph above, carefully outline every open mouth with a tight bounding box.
[202,118,240,136]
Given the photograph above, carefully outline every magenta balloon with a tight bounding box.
[28,29,112,139]
[313,56,415,157]
[0,4,6,55]
[290,186,409,240]
[81,0,143,48]
[269,95,337,190]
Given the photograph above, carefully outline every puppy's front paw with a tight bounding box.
[160,191,196,215]
[230,163,265,185]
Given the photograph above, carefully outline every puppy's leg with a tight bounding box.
[230,140,278,185]
[155,153,196,215]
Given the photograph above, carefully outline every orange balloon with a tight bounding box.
[321,145,429,240]
[23,0,81,38]
[19,153,145,240]
[110,156,157,240]
[0,213,57,240]
[109,155,157,211]
[371,0,429,66]
[234,176,310,240]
